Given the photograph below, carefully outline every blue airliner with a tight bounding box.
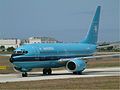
[10,6,102,77]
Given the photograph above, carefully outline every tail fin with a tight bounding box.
[81,6,101,44]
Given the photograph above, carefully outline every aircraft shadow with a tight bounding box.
[28,70,118,77]
[29,73,73,77]
[29,71,119,77]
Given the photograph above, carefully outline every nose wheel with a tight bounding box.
[43,68,52,75]
[22,72,28,77]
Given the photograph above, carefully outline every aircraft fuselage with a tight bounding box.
[10,43,96,69]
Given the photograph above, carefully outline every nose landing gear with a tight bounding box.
[22,72,28,77]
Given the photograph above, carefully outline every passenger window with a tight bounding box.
[25,51,28,53]
[22,50,28,54]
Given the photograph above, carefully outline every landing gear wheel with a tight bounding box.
[22,72,28,77]
[48,68,52,75]
[73,71,82,75]
[43,68,47,75]
[43,68,52,75]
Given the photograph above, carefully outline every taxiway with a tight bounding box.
[0,67,119,83]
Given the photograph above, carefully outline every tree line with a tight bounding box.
[0,46,15,52]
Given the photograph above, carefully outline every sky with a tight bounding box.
[0,0,119,42]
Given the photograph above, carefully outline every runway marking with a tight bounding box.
[0,66,7,70]
[0,67,120,83]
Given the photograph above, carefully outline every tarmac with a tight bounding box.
[0,67,119,83]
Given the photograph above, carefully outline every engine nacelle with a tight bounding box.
[66,59,86,72]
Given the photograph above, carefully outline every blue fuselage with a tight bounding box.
[10,43,96,70]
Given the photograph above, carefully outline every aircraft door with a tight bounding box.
[31,45,39,61]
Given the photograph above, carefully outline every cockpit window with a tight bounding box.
[12,50,28,57]
[16,51,22,54]
[14,50,28,54]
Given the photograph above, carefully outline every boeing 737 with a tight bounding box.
[9,6,119,77]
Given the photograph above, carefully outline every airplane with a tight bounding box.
[9,6,119,77]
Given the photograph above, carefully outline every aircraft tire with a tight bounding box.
[43,69,47,75]
[43,68,52,75]
[47,68,52,75]
[22,72,28,77]
[73,71,82,75]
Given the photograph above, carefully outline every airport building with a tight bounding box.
[110,42,120,49]
[0,37,61,50]
[0,38,21,49]
[23,37,60,44]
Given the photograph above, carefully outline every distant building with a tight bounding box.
[22,37,60,44]
[0,38,21,49]
[97,41,120,52]
[0,37,61,49]
[98,41,120,49]
[110,42,120,50]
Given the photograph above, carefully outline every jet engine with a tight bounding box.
[66,59,86,72]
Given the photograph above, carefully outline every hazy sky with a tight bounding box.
[0,0,119,42]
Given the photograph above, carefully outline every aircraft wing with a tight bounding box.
[58,54,120,64]
[97,45,111,49]
[80,54,120,61]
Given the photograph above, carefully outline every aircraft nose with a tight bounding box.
[9,55,14,63]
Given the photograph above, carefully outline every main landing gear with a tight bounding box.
[43,68,52,75]
[22,72,28,77]
[21,68,52,77]
[73,71,82,75]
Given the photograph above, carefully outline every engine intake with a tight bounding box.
[66,59,86,72]
[67,62,76,70]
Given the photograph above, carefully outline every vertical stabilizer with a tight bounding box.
[81,6,101,44]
